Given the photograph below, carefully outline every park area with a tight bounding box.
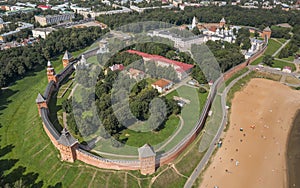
[90,84,208,156]
[251,38,297,72]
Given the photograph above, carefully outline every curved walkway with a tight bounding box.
[156,115,184,152]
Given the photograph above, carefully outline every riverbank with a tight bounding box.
[200,78,300,188]
[287,110,300,188]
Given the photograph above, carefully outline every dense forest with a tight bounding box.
[206,40,245,72]
[96,6,300,29]
[0,27,108,88]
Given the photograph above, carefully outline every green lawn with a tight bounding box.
[119,114,180,147]
[198,95,223,152]
[264,39,282,56]
[276,55,295,62]
[174,131,205,176]
[277,38,287,44]
[272,59,296,71]
[251,56,264,65]
[0,53,142,187]
[152,168,186,188]
[250,49,296,72]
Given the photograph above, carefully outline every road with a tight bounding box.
[248,65,300,79]
[184,70,251,188]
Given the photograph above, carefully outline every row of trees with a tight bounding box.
[271,26,291,39]
[96,6,300,29]
[0,26,107,88]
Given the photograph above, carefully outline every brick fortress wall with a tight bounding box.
[37,38,269,174]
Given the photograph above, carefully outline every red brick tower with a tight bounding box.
[138,144,156,175]
[36,93,47,116]
[47,61,57,83]
[62,50,74,68]
[57,128,78,162]
[261,26,272,39]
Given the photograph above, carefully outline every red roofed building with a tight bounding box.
[151,79,173,93]
[127,50,194,80]
[38,5,52,10]
[109,64,124,71]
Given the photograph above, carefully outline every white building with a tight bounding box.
[282,66,292,73]
[34,13,75,26]
[245,38,264,59]
[32,27,57,39]
[151,79,173,93]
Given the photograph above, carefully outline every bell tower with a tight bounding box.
[47,61,57,83]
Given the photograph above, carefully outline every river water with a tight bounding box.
[287,110,300,188]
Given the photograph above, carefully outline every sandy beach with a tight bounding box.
[200,78,300,188]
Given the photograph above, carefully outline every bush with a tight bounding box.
[199,87,207,93]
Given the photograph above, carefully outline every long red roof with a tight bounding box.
[126,50,194,72]
[38,5,51,9]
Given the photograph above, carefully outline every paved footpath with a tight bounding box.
[272,39,290,57]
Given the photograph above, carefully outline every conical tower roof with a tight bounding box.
[138,144,156,158]
[57,128,78,147]
[36,93,46,103]
[263,26,271,32]
[192,16,198,29]
[47,60,52,67]
[63,50,73,60]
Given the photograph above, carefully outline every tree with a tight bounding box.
[148,98,167,130]
[241,38,251,50]
[199,87,207,93]
[192,27,201,35]
[262,55,274,66]
[233,28,237,36]
[254,31,259,38]
[166,50,176,59]
[279,48,289,58]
